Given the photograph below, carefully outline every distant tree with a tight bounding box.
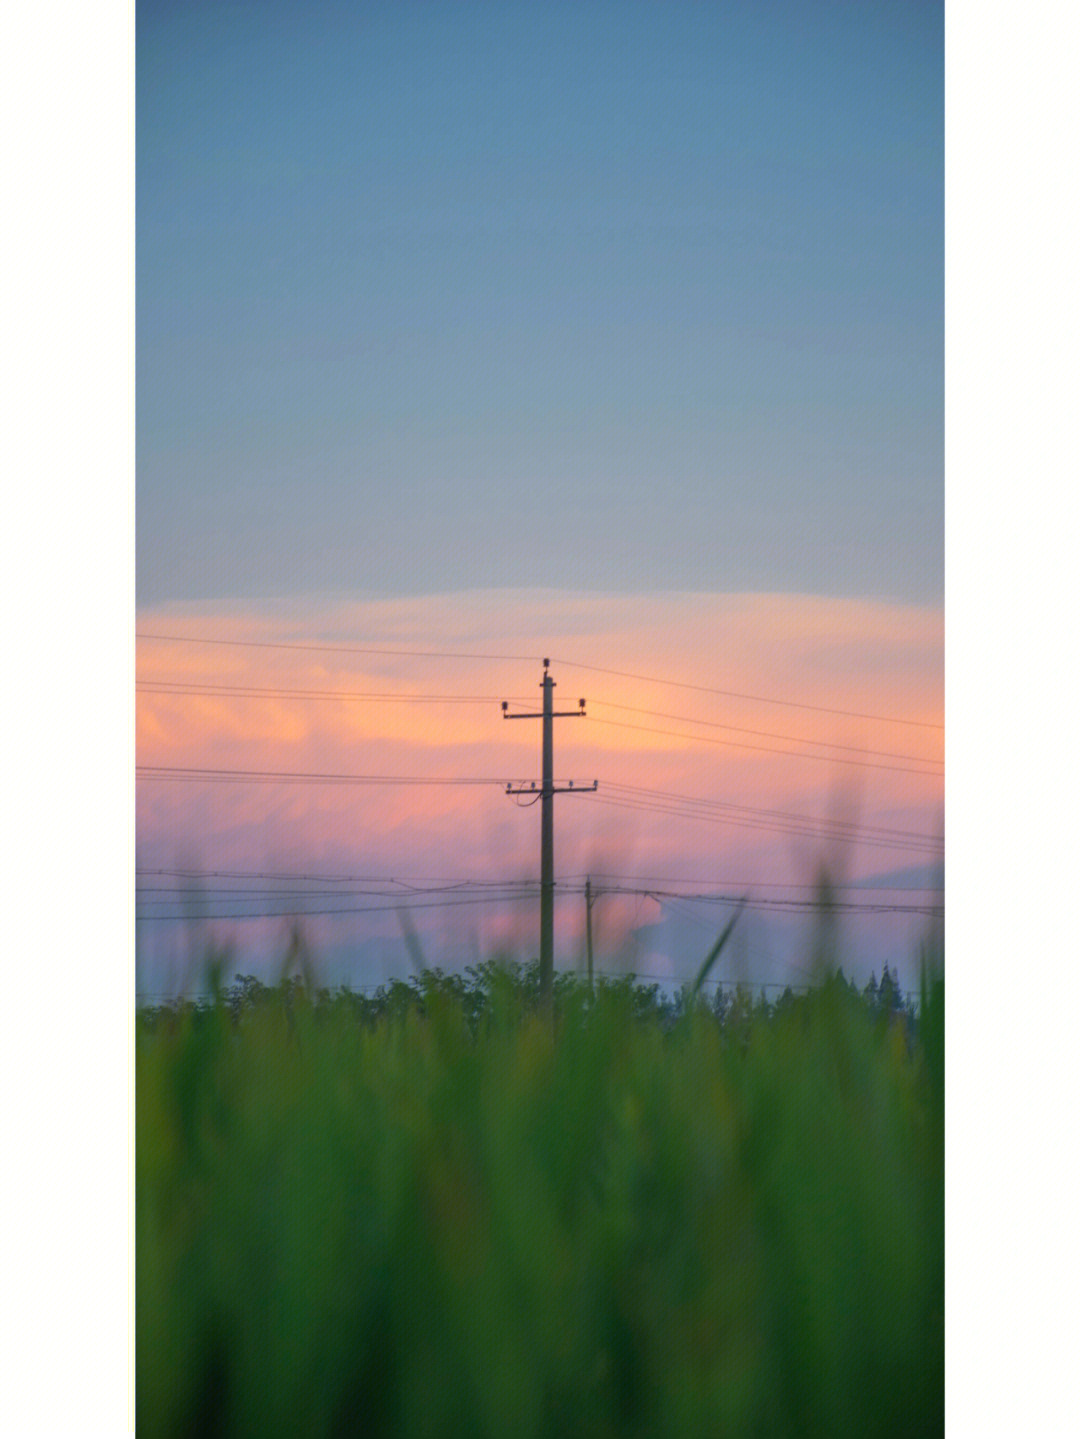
[879,964,893,1011]
[879,964,905,1015]
[775,985,797,1015]
[711,983,730,1024]
[226,973,266,1024]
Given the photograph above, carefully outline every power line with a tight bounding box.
[136,632,537,663]
[133,878,940,912]
[607,783,942,842]
[591,886,942,915]
[136,766,525,786]
[136,867,405,883]
[138,681,941,767]
[592,794,942,856]
[588,715,942,776]
[549,656,943,730]
[134,866,942,892]
[135,884,941,921]
[577,870,942,892]
[136,630,941,731]
[139,874,928,909]
[134,881,942,900]
[135,764,941,851]
[135,866,536,884]
[587,700,941,765]
[135,893,529,921]
[593,797,942,856]
[135,882,540,900]
[136,764,941,839]
[136,766,941,850]
[138,682,534,704]
[133,897,939,919]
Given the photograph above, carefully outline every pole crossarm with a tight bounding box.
[503,707,587,720]
[505,781,598,795]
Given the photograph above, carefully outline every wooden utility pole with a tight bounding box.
[585,877,595,989]
[503,660,596,1007]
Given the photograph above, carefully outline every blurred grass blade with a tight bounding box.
[138,933,942,1435]
[397,905,427,975]
[688,898,745,1006]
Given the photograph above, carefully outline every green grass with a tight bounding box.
[137,960,943,1437]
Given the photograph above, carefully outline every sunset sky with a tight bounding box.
[137,0,943,994]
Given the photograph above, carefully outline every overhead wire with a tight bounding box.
[593,789,943,856]
[589,800,941,857]
[135,879,942,922]
[134,866,942,892]
[136,866,536,884]
[136,631,941,731]
[135,638,943,878]
[135,880,540,900]
[136,766,526,786]
[135,893,533,922]
[590,802,941,858]
[587,699,941,765]
[573,870,942,892]
[136,632,537,663]
[606,783,942,842]
[548,655,944,730]
[590,886,942,916]
[135,760,941,851]
[138,682,535,704]
[138,681,940,767]
[586,715,941,776]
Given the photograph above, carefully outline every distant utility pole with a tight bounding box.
[502,659,597,1007]
[585,876,596,990]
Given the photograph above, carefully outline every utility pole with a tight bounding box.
[585,877,595,990]
[502,660,597,1008]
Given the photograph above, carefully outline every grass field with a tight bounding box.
[137,954,943,1437]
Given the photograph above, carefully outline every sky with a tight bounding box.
[137,0,943,993]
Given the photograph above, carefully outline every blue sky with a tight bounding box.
[138,0,942,607]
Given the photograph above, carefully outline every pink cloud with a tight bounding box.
[136,590,942,977]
